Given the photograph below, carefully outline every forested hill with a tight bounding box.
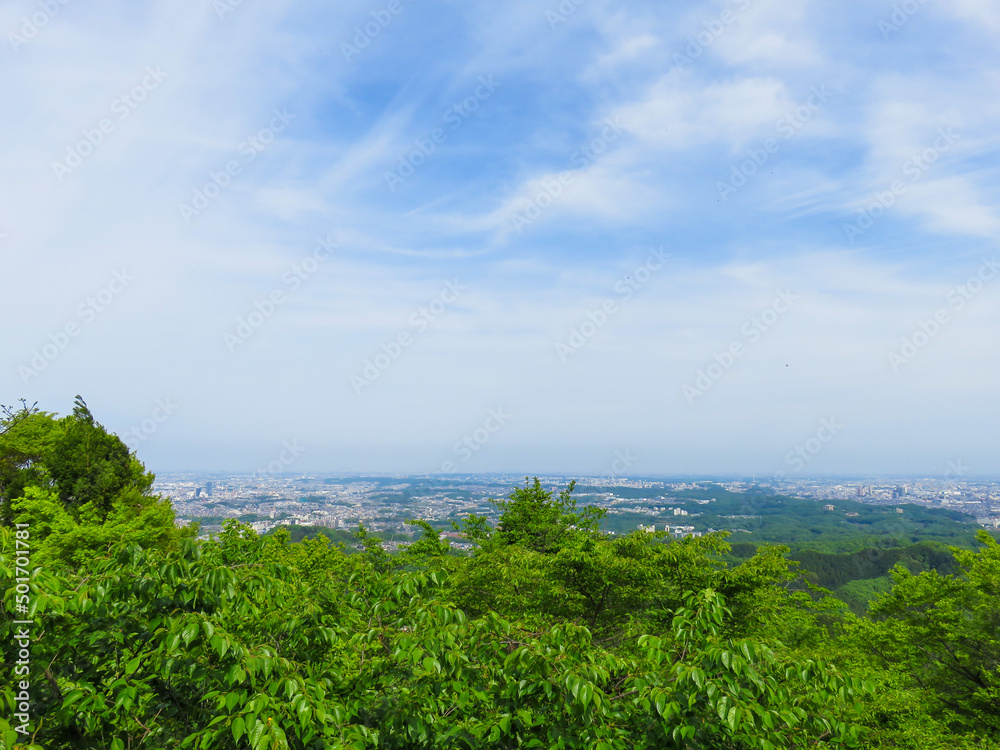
[2,401,999,749]
[576,483,982,552]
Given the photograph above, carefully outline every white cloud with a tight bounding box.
[613,74,792,150]
[3,0,1000,474]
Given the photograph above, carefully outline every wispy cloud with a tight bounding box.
[3,0,999,475]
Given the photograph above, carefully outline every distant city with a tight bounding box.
[156,472,1000,543]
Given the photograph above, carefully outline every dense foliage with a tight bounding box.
[0,398,192,568]
[580,484,984,552]
[2,402,998,749]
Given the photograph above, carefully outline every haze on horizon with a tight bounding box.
[3,0,999,478]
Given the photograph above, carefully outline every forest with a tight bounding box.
[2,400,999,749]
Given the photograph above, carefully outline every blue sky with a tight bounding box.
[2,0,999,477]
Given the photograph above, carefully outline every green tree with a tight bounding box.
[846,530,1000,738]
[462,478,605,554]
[0,396,191,567]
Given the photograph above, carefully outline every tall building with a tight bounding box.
[206,481,214,497]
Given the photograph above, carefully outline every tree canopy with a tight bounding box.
[0,396,191,567]
[2,403,997,749]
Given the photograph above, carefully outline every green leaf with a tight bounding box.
[567,674,581,699]
[654,692,667,717]
[727,706,739,732]
[182,621,198,645]
[297,699,311,726]
[249,720,266,750]
[125,656,141,676]
[717,696,729,722]
[232,716,245,743]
